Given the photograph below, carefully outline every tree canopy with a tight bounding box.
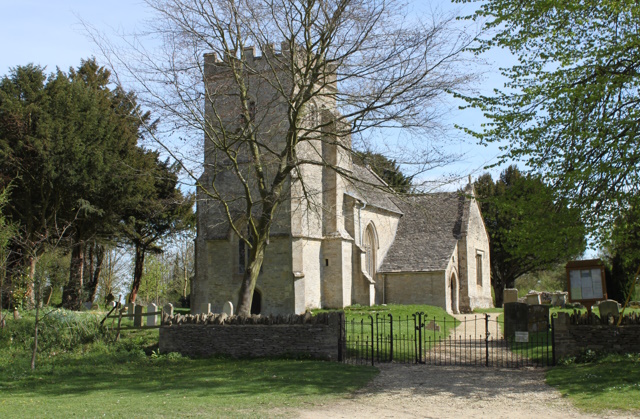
[0,59,193,309]
[458,0,640,233]
[474,166,586,306]
[355,152,413,193]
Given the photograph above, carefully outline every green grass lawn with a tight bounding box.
[546,353,640,412]
[0,310,377,418]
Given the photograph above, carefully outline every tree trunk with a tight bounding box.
[62,242,84,309]
[85,244,104,303]
[236,236,267,316]
[129,244,145,304]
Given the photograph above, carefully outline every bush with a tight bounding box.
[0,308,114,353]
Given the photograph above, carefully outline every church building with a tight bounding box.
[192,46,493,315]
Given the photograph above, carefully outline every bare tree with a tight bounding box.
[90,0,477,316]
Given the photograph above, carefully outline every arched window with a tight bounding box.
[364,225,376,278]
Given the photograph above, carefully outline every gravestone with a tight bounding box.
[223,301,234,317]
[503,289,518,304]
[125,302,135,315]
[598,300,620,319]
[134,305,144,328]
[504,302,528,338]
[526,293,541,305]
[425,320,440,332]
[107,301,117,308]
[82,302,93,311]
[201,303,211,314]
[528,304,550,332]
[147,303,157,326]
[163,303,174,317]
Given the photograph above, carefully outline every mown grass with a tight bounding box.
[546,353,640,412]
[0,309,377,418]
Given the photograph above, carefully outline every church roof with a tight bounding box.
[346,164,403,214]
[379,189,471,273]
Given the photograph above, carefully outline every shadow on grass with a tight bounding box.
[546,355,640,411]
[0,351,377,402]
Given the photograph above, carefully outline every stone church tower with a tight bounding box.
[193,46,493,315]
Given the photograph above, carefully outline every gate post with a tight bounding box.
[369,315,374,366]
[551,314,556,366]
[388,313,394,362]
[485,313,490,367]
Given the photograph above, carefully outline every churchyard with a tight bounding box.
[1,304,640,417]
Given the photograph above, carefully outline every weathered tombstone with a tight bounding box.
[107,301,117,308]
[13,307,20,320]
[504,302,528,338]
[163,303,174,317]
[526,293,541,305]
[134,305,144,328]
[125,302,135,316]
[598,300,620,319]
[201,303,211,314]
[147,303,157,326]
[503,289,518,304]
[82,302,93,311]
[425,320,441,332]
[528,304,550,332]
[223,301,234,317]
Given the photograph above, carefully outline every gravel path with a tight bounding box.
[291,313,637,419]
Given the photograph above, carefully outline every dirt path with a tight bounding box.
[292,314,635,418]
[294,363,634,419]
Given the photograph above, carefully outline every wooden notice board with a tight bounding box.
[566,259,607,309]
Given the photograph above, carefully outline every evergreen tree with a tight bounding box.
[475,166,586,306]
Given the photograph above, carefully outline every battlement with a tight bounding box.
[204,42,293,76]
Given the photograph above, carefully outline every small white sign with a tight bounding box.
[515,331,529,343]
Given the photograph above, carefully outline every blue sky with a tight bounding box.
[0,0,508,189]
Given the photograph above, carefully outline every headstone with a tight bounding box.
[13,307,20,320]
[526,293,541,305]
[147,303,157,326]
[503,289,518,304]
[107,301,117,308]
[163,303,174,317]
[223,301,234,317]
[201,303,211,314]
[504,302,528,338]
[425,320,440,332]
[598,300,620,319]
[528,304,550,332]
[126,302,135,316]
[134,305,144,328]
[82,302,93,311]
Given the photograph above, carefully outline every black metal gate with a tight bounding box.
[340,312,554,368]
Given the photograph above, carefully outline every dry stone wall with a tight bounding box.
[159,311,344,360]
[554,312,640,359]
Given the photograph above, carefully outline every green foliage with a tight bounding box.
[457,0,640,234]
[474,166,585,306]
[516,265,566,297]
[604,202,640,304]
[354,151,413,193]
[547,352,640,412]
[0,309,113,353]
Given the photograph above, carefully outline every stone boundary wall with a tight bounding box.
[159,312,344,360]
[554,312,640,359]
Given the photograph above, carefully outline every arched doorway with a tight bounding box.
[251,289,262,315]
[450,273,459,314]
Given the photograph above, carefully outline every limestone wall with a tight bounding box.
[554,313,640,359]
[383,272,446,308]
[193,236,295,315]
[159,312,343,360]
[461,196,493,310]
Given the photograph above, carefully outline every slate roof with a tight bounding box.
[346,164,403,214]
[379,189,471,273]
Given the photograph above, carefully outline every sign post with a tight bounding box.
[566,259,607,313]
